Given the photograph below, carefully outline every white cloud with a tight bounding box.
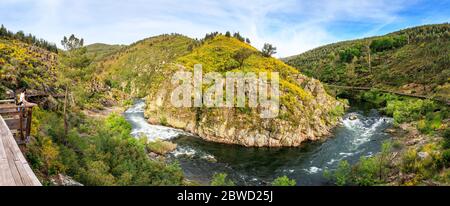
[0,0,424,57]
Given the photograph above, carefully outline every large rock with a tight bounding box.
[145,71,344,147]
[50,174,83,186]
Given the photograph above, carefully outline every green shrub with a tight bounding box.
[211,173,235,186]
[443,128,450,149]
[443,149,450,167]
[271,176,296,186]
[444,128,450,139]
[401,147,443,182]
[361,90,399,107]
[353,156,380,186]
[339,47,361,63]
[333,160,351,186]
[370,35,407,52]
[29,110,184,186]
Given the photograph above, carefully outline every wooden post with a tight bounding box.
[19,105,24,142]
[26,107,32,141]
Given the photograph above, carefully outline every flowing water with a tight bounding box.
[124,100,393,186]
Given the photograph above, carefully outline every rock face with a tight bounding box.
[50,174,83,186]
[145,71,344,147]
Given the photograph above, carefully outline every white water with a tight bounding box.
[124,100,187,141]
[342,112,392,147]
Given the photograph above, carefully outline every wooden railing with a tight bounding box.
[0,101,37,144]
[0,115,41,186]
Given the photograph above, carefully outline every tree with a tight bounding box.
[0,24,7,36]
[261,43,277,57]
[59,34,91,140]
[61,34,84,51]
[245,38,251,44]
[233,48,254,68]
[211,173,235,186]
[271,176,296,186]
[225,31,231,37]
[339,47,361,63]
[366,44,371,73]
[233,32,245,42]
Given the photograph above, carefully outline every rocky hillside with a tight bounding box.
[284,23,449,102]
[94,34,344,147]
[0,37,60,100]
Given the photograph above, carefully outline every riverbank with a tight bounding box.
[383,122,449,185]
[324,89,449,185]
[125,99,394,185]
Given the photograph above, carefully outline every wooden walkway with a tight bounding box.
[0,103,41,186]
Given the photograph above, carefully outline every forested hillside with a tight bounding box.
[285,23,449,101]
[285,24,450,186]
[0,26,185,186]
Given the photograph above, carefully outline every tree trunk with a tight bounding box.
[63,85,69,142]
[367,45,371,74]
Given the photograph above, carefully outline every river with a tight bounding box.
[124,99,393,186]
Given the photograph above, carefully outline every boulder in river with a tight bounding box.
[349,114,358,120]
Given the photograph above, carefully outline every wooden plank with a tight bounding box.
[0,100,15,104]
[0,103,36,110]
[14,160,34,186]
[5,143,23,185]
[4,118,28,130]
[0,116,41,186]
[0,108,21,114]
[0,159,15,186]
[0,110,22,117]
[0,124,16,186]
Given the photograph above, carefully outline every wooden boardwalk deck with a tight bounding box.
[0,115,41,186]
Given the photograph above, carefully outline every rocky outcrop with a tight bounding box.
[50,174,83,186]
[145,71,345,147]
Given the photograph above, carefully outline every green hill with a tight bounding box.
[94,34,196,99]
[85,43,125,62]
[284,23,450,101]
[284,24,450,186]
[94,34,344,147]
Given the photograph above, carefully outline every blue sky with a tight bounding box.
[1,0,449,57]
